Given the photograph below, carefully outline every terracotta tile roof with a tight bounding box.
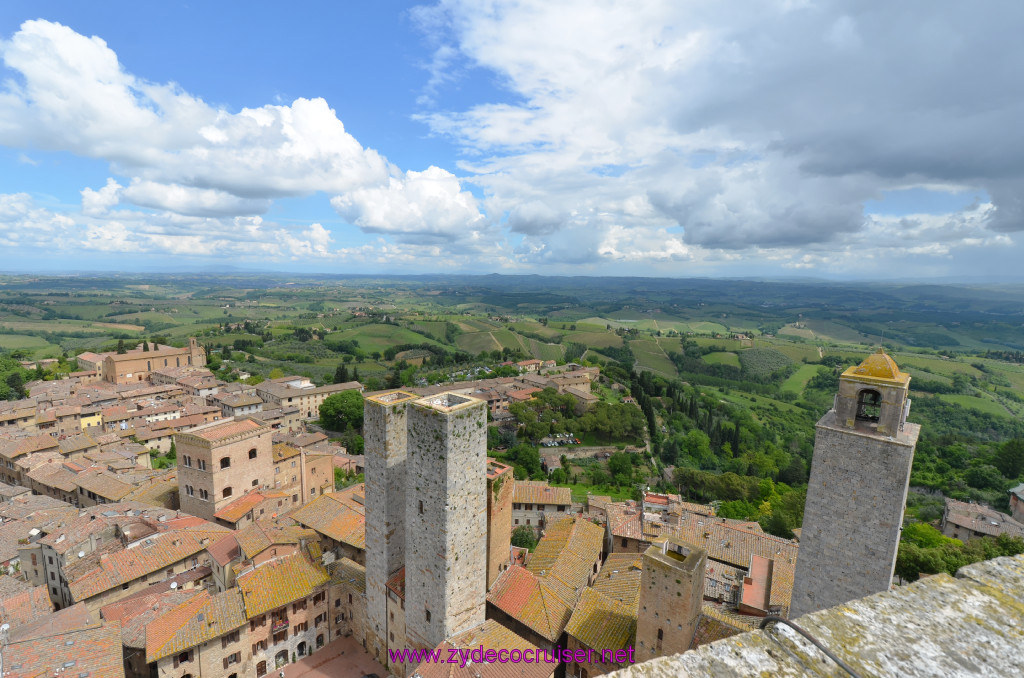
[689,603,753,649]
[486,565,574,642]
[189,418,263,442]
[526,516,603,580]
[0,580,54,627]
[513,480,572,506]
[145,588,247,662]
[26,461,78,492]
[607,504,644,540]
[328,557,366,595]
[565,587,636,652]
[943,497,1024,538]
[234,521,317,560]
[213,490,277,523]
[6,604,125,678]
[666,516,798,614]
[488,517,604,641]
[591,553,643,607]
[273,442,301,462]
[206,533,241,567]
[290,492,366,549]
[75,468,135,501]
[385,567,406,601]
[415,619,554,678]
[236,552,329,617]
[67,528,226,602]
[101,587,200,649]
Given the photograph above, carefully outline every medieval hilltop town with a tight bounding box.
[2,335,1022,678]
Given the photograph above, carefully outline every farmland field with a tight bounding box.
[702,351,741,368]
[781,363,820,393]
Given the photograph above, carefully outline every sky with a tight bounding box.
[0,1,1021,280]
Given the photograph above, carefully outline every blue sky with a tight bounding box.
[0,1,1021,279]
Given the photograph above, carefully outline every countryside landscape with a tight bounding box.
[3,273,1024,586]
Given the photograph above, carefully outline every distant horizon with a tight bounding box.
[2,267,1024,287]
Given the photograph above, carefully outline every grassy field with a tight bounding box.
[456,332,501,354]
[0,334,53,351]
[331,324,441,354]
[564,331,624,349]
[781,363,820,393]
[937,393,1012,417]
[770,342,821,362]
[702,351,741,368]
[631,337,678,377]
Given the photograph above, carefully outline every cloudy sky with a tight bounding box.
[0,1,1021,279]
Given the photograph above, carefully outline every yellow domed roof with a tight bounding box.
[847,348,905,381]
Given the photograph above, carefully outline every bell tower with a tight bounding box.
[790,349,920,617]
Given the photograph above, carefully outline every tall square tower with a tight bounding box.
[363,390,417,662]
[404,392,488,651]
[635,537,707,662]
[790,350,920,617]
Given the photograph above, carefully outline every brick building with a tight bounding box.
[100,338,206,385]
[176,418,274,523]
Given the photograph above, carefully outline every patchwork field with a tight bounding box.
[702,351,741,368]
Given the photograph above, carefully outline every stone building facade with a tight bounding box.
[177,418,274,522]
[486,459,514,589]
[790,350,921,618]
[101,337,206,384]
[363,390,417,663]
[404,392,488,651]
[634,537,707,663]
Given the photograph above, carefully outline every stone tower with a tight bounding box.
[404,392,488,651]
[790,349,920,617]
[363,390,417,663]
[635,537,707,663]
[486,459,514,589]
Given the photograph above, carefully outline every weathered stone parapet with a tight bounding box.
[604,553,1024,678]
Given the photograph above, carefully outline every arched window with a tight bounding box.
[220,456,231,469]
[297,641,307,657]
[248,448,257,459]
[223,486,233,498]
[316,634,324,648]
[856,389,881,422]
[657,628,664,640]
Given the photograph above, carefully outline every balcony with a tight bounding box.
[271,618,289,634]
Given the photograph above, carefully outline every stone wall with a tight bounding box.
[405,393,487,651]
[635,538,706,663]
[363,391,415,663]
[790,411,919,617]
[603,554,1024,678]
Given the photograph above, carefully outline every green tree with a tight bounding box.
[5,372,25,399]
[333,363,350,384]
[319,390,364,432]
[269,368,285,379]
[511,525,538,551]
[116,339,126,354]
[902,522,960,549]
[142,340,149,352]
[994,439,1024,479]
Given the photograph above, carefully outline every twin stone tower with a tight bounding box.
[358,349,919,669]
[362,390,488,664]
